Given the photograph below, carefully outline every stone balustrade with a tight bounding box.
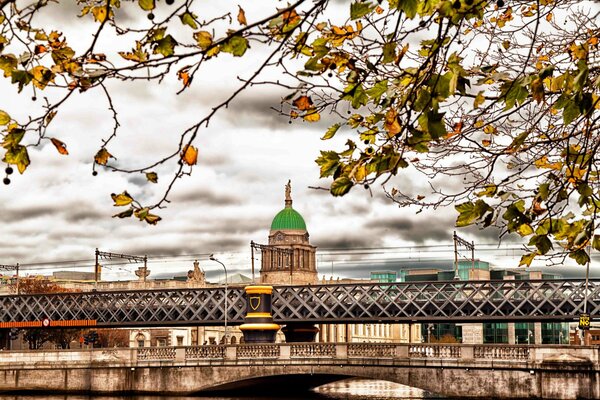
[0,342,596,366]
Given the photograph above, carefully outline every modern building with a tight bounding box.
[395,260,570,345]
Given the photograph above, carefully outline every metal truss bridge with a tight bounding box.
[0,279,597,327]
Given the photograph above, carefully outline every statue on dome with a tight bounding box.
[285,180,291,201]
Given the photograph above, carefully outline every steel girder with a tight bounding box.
[0,279,597,327]
[271,279,600,323]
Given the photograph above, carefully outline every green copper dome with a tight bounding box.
[271,207,306,230]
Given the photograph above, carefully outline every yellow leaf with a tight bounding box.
[482,139,491,147]
[545,12,552,22]
[111,191,134,207]
[30,65,54,90]
[483,125,497,134]
[94,148,113,165]
[237,6,247,26]
[194,31,213,49]
[473,91,485,109]
[91,6,108,22]
[50,138,68,155]
[181,144,198,165]
[303,108,320,122]
[588,37,599,46]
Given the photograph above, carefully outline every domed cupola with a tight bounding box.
[270,180,307,231]
[259,180,317,285]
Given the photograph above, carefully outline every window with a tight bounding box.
[157,337,167,347]
[483,323,508,344]
[137,340,144,348]
[515,322,535,344]
[176,336,184,346]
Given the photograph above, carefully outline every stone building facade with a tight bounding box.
[259,180,318,286]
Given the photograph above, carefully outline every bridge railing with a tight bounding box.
[0,343,596,366]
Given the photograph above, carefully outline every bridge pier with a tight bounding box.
[239,286,280,343]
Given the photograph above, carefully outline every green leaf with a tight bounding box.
[330,176,353,196]
[10,70,32,93]
[145,172,158,183]
[592,235,600,252]
[112,208,134,219]
[0,54,17,78]
[111,191,134,206]
[153,35,177,57]
[138,0,155,11]
[180,12,198,29]
[322,124,341,140]
[570,249,590,265]
[382,43,396,64]
[563,100,580,125]
[366,80,388,104]
[350,2,375,20]
[455,199,491,227]
[0,110,10,125]
[221,35,249,57]
[397,0,418,18]
[529,235,553,255]
[316,151,340,178]
[1,129,25,149]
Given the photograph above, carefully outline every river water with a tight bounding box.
[0,379,445,399]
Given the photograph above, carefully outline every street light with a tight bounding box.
[209,254,228,343]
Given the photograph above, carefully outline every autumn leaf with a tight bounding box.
[181,144,198,165]
[237,6,247,26]
[194,31,213,49]
[303,108,321,122]
[94,148,113,165]
[45,110,57,126]
[112,208,133,219]
[177,67,191,88]
[384,108,401,137]
[134,207,162,225]
[111,191,134,206]
[293,95,313,110]
[145,171,158,183]
[50,138,68,155]
[30,65,54,89]
[34,44,47,55]
[138,0,155,11]
[0,110,10,125]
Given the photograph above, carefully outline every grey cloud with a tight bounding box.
[172,188,242,206]
[0,205,59,223]
[367,215,451,244]
[316,235,381,250]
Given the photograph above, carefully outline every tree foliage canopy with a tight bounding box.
[0,0,598,265]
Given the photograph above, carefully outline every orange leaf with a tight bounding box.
[94,148,113,165]
[181,145,198,165]
[50,138,68,155]
[177,67,191,87]
[34,44,47,55]
[384,108,401,137]
[293,95,313,111]
[237,6,247,26]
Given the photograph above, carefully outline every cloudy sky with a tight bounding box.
[0,0,597,281]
